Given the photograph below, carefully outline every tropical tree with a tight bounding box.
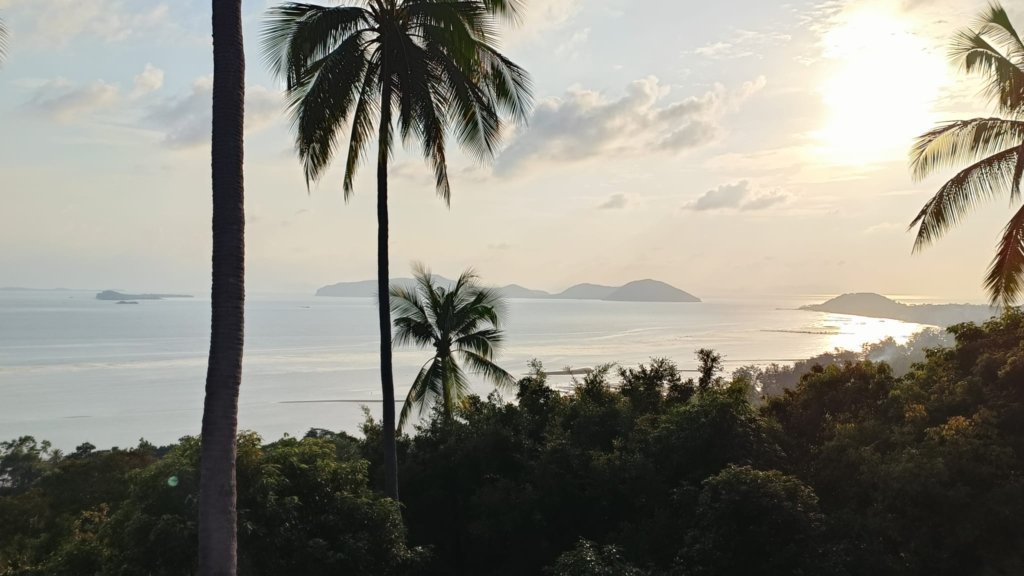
[391,265,515,428]
[909,3,1024,305]
[261,0,532,499]
[198,0,246,574]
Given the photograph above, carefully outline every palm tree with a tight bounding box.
[391,264,515,428]
[261,0,532,499]
[909,3,1024,305]
[198,0,245,574]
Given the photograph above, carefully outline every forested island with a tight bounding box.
[317,278,701,303]
[800,292,995,326]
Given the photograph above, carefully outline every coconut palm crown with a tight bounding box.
[391,264,515,428]
[909,2,1024,305]
[260,0,532,195]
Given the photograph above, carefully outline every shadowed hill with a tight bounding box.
[800,292,995,326]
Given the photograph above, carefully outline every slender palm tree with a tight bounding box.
[261,0,532,499]
[391,264,515,428]
[198,0,245,574]
[910,3,1024,305]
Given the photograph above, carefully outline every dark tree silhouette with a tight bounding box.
[261,0,532,500]
[198,0,245,574]
[391,264,515,428]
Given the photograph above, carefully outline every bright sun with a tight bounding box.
[814,4,949,166]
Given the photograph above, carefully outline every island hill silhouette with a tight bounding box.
[317,278,701,303]
[96,290,193,301]
[800,292,995,327]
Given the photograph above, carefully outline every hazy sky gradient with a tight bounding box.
[0,0,1017,300]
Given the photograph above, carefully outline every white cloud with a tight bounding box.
[146,77,284,149]
[686,180,790,212]
[555,27,591,59]
[27,78,120,122]
[496,76,765,174]
[131,64,164,99]
[0,0,171,46]
[693,29,792,59]
[24,64,164,123]
[740,190,789,211]
[505,0,581,45]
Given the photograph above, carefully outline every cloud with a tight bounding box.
[506,0,581,45]
[131,64,164,98]
[146,77,283,148]
[693,29,792,59]
[555,27,590,59]
[864,222,904,235]
[26,78,120,122]
[740,190,789,211]
[598,194,628,210]
[496,76,765,174]
[688,181,752,211]
[2,0,171,47]
[24,63,165,123]
[686,180,790,212]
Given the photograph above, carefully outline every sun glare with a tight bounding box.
[814,5,949,166]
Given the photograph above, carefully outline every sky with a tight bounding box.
[0,0,1018,301]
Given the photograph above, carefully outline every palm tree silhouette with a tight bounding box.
[910,3,1024,305]
[391,264,515,429]
[198,1,246,574]
[261,0,531,499]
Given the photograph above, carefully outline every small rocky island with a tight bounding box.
[800,293,995,327]
[96,290,193,301]
[317,278,700,303]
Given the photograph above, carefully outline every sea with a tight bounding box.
[0,290,932,450]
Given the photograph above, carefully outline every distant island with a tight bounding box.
[800,293,996,327]
[96,290,193,301]
[317,278,701,303]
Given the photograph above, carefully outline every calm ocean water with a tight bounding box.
[0,290,930,450]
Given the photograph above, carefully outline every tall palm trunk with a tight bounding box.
[199,1,245,574]
[377,79,400,501]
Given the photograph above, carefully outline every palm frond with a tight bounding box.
[456,328,504,357]
[975,3,1024,62]
[443,357,472,417]
[287,31,371,185]
[261,3,369,88]
[910,147,1020,251]
[395,33,453,203]
[343,57,381,198]
[399,357,444,429]
[477,44,533,124]
[910,118,1024,181]
[391,282,438,348]
[459,349,516,391]
[951,27,1024,114]
[985,202,1024,306]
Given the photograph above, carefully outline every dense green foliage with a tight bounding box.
[4,313,1024,575]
